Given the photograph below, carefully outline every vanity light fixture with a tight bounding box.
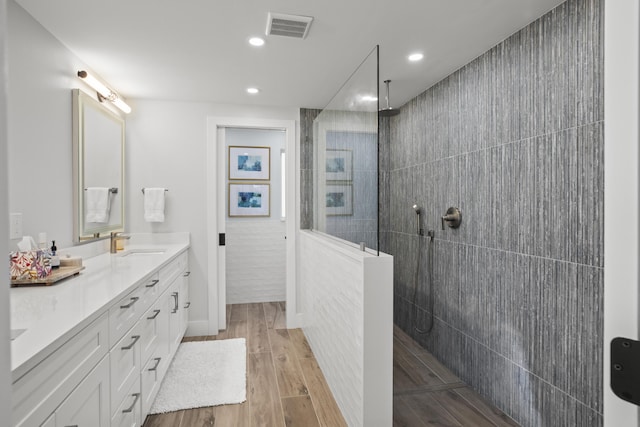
[249,37,265,46]
[77,70,132,114]
[408,52,424,62]
[246,87,260,94]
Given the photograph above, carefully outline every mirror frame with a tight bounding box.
[72,89,125,242]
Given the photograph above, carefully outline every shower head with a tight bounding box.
[379,80,401,117]
[412,204,421,214]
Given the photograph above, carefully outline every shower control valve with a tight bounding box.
[441,207,462,230]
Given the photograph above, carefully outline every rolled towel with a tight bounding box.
[144,188,166,222]
[85,187,111,223]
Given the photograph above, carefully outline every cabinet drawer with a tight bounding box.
[55,355,110,427]
[111,376,142,427]
[138,273,160,315]
[140,346,165,418]
[139,299,163,367]
[110,323,141,417]
[109,287,143,348]
[158,251,187,294]
[12,313,109,427]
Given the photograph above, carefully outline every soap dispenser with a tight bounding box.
[50,240,60,269]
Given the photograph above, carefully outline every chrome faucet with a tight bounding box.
[110,231,130,253]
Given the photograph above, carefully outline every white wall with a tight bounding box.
[225,128,286,303]
[603,1,640,425]
[299,231,393,427]
[126,100,297,333]
[5,0,111,249]
[1,0,14,417]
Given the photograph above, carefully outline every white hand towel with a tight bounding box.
[85,187,111,223]
[144,188,166,222]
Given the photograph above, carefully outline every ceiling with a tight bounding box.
[15,0,565,110]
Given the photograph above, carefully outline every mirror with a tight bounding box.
[72,89,125,242]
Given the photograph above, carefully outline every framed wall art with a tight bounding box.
[325,149,352,181]
[326,183,353,216]
[229,146,270,180]
[229,183,270,217]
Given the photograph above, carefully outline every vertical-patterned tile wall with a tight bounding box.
[300,108,321,230]
[384,0,604,425]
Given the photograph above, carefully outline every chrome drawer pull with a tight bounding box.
[122,393,140,413]
[184,302,191,308]
[121,335,140,350]
[183,271,191,277]
[120,296,139,309]
[148,357,161,372]
[147,309,161,320]
[146,279,160,288]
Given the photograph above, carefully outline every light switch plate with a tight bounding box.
[10,213,22,239]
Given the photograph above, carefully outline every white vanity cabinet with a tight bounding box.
[11,243,191,427]
[55,356,111,427]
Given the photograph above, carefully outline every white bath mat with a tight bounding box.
[149,338,246,414]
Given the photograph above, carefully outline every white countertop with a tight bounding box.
[10,233,190,382]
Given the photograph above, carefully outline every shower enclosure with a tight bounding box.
[299,45,393,425]
[311,46,380,253]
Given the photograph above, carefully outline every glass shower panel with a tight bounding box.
[313,46,379,253]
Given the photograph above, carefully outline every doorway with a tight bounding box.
[223,127,286,304]
[206,117,298,335]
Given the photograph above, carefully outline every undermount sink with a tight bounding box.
[118,249,166,257]
[11,328,26,341]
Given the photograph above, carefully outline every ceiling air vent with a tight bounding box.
[266,12,313,39]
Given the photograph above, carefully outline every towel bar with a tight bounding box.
[84,187,118,194]
[141,188,169,194]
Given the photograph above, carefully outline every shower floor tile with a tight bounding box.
[393,325,519,426]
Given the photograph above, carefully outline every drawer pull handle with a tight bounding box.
[65,425,79,427]
[146,279,160,288]
[172,292,179,313]
[147,309,161,320]
[183,271,191,277]
[184,302,191,308]
[148,357,162,371]
[120,296,139,309]
[121,335,140,350]
[122,392,140,413]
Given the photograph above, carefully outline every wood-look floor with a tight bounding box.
[143,302,347,427]
[393,325,519,427]
[143,303,518,427]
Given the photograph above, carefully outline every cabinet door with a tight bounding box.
[167,280,182,357]
[180,270,190,335]
[55,356,110,427]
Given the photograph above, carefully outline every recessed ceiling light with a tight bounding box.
[361,95,378,102]
[408,53,424,62]
[249,37,265,47]
[247,87,259,94]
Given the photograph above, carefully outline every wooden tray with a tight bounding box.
[11,266,85,287]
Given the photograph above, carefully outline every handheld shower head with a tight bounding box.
[412,204,422,235]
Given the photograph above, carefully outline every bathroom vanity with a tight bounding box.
[10,233,191,427]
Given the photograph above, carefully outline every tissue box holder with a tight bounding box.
[9,250,51,281]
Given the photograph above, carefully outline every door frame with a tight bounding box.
[206,117,299,334]
[604,1,640,425]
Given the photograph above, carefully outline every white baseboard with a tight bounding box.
[186,320,210,337]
